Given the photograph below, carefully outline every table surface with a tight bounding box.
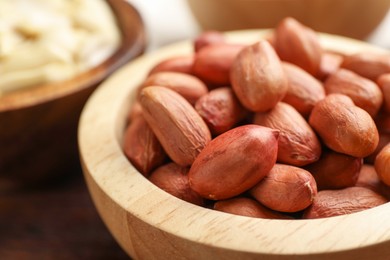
[0,166,129,260]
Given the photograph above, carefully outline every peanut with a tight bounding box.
[230,40,288,112]
[356,164,390,200]
[341,52,390,81]
[376,73,390,113]
[254,102,321,166]
[149,163,204,206]
[195,87,248,135]
[188,125,279,200]
[305,150,362,190]
[139,86,211,166]
[250,164,317,212]
[375,143,390,186]
[274,17,322,76]
[194,30,225,52]
[123,116,166,176]
[281,62,325,117]
[324,68,383,117]
[214,197,291,219]
[318,52,344,81]
[141,71,208,105]
[193,43,245,86]
[309,94,379,158]
[148,55,194,75]
[303,186,387,219]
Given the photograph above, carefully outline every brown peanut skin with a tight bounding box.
[304,150,362,190]
[194,30,225,52]
[123,116,166,176]
[341,52,390,81]
[274,17,322,76]
[148,55,194,75]
[303,186,388,219]
[375,143,390,186]
[356,164,390,200]
[214,197,291,219]
[309,94,379,158]
[188,125,279,200]
[250,164,317,213]
[254,102,322,166]
[318,52,344,81]
[324,68,383,117]
[365,132,390,164]
[193,43,245,86]
[141,72,208,105]
[195,87,248,135]
[230,40,288,112]
[376,73,390,113]
[127,101,143,122]
[149,163,204,206]
[139,86,211,166]
[282,62,325,118]
[375,112,390,134]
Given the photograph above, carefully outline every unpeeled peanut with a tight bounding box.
[123,116,165,176]
[195,87,248,135]
[318,52,344,81]
[141,71,208,105]
[214,197,291,219]
[356,164,390,200]
[376,73,390,113]
[148,55,194,75]
[194,30,225,52]
[250,164,317,212]
[254,102,321,166]
[230,40,288,112]
[188,125,279,200]
[149,162,204,206]
[193,43,245,86]
[324,68,383,116]
[281,62,325,117]
[274,17,322,76]
[375,143,390,186]
[303,186,387,219]
[139,86,211,166]
[309,94,379,158]
[305,150,362,190]
[365,132,390,164]
[341,52,390,81]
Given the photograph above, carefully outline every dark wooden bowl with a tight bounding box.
[0,0,146,189]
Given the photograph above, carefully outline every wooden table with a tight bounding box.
[0,165,129,259]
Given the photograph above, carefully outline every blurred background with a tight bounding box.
[128,0,390,51]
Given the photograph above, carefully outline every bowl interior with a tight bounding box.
[79,30,390,257]
[0,0,146,112]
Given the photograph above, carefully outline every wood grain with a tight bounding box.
[0,0,146,187]
[79,30,390,259]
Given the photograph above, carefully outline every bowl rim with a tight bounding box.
[0,0,146,112]
[79,29,390,256]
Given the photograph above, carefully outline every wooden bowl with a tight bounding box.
[79,30,390,259]
[0,0,146,188]
[187,0,390,40]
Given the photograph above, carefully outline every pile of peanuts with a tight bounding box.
[123,17,390,219]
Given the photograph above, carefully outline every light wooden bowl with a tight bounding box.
[79,30,390,259]
[187,0,390,40]
[0,0,146,188]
